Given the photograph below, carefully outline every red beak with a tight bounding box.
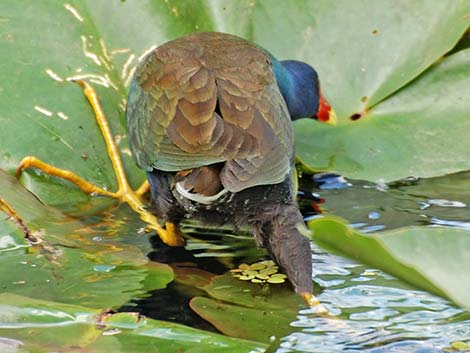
[316,91,337,125]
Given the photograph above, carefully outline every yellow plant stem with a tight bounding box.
[0,197,40,244]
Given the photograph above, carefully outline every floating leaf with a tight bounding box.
[190,271,305,342]
[231,260,285,285]
[0,293,266,353]
[1,0,469,198]
[267,274,287,284]
[239,274,256,281]
[296,49,470,182]
[308,216,470,309]
[0,170,173,309]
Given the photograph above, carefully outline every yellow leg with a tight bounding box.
[17,80,184,247]
[302,293,329,313]
[135,180,150,197]
[16,156,115,198]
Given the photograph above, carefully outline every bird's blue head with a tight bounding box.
[271,59,336,123]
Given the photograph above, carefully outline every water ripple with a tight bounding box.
[282,248,468,353]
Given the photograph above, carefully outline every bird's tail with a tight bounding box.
[174,163,228,204]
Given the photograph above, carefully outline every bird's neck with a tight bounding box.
[271,58,294,109]
[272,58,311,121]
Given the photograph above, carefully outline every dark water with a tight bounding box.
[123,172,470,353]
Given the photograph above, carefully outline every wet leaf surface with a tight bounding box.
[304,171,470,233]
[308,216,470,309]
[189,270,306,343]
[1,1,468,200]
[0,1,143,197]
[1,1,470,351]
[0,294,266,353]
[190,297,294,343]
[296,49,470,182]
[0,170,173,309]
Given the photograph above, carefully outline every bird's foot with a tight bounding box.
[16,80,184,247]
[302,293,329,314]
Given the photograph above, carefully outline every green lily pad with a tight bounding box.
[1,1,470,349]
[2,1,469,198]
[172,264,307,342]
[0,293,266,353]
[0,1,143,196]
[191,296,293,343]
[0,170,173,309]
[88,0,469,120]
[189,271,306,343]
[307,216,470,309]
[296,49,470,182]
[252,0,470,118]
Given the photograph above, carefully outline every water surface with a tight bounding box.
[126,172,470,352]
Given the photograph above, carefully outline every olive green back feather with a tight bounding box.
[127,32,294,192]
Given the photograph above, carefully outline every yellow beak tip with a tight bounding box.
[326,108,338,126]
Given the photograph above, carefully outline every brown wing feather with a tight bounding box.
[127,32,293,191]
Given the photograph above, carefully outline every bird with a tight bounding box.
[126,32,336,299]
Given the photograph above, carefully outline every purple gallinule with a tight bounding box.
[17,32,336,302]
[127,32,336,299]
